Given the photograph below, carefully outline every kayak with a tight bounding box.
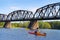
[28,32,46,36]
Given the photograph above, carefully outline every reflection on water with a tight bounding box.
[0,28,60,40]
[34,35,46,40]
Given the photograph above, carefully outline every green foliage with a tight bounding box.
[39,22,51,29]
[0,21,60,29]
[11,21,30,28]
[0,22,5,28]
[49,21,60,29]
[23,22,30,28]
[11,23,23,28]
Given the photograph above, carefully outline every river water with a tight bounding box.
[0,28,60,40]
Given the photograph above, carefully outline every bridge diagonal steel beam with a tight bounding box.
[0,14,7,21]
[1,2,60,28]
[0,2,60,22]
[34,2,60,20]
[6,10,33,21]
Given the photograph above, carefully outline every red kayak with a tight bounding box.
[28,32,46,36]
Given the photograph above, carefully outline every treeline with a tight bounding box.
[0,21,60,29]
[39,21,60,29]
[11,22,30,28]
[0,22,5,28]
[49,21,60,29]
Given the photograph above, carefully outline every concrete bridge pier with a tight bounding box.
[3,20,39,29]
[28,20,39,30]
[32,20,39,30]
[3,21,11,28]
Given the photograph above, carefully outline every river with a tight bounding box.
[0,28,60,40]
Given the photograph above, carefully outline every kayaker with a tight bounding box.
[35,28,39,35]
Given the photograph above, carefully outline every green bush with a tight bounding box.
[39,22,51,29]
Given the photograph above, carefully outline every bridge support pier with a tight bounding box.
[32,20,39,30]
[3,22,11,28]
[28,20,39,30]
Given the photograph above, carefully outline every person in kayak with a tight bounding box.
[34,28,46,36]
[34,28,39,35]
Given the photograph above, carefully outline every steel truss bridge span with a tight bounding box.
[0,2,60,22]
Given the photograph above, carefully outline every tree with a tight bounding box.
[49,21,60,29]
[39,22,51,29]
[0,22,5,28]
[23,21,30,28]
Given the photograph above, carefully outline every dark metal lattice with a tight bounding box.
[0,2,60,22]
[34,2,60,20]
[0,14,7,21]
[7,10,33,21]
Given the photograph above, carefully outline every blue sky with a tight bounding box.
[0,0,60,14]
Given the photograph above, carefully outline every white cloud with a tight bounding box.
[9,6,38,13]
[9,6,20,11]
[7,6,38,14]
[0,6,38,15]
[0,6,20,14]
[25,7,39,14]
[8,6,21,13]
